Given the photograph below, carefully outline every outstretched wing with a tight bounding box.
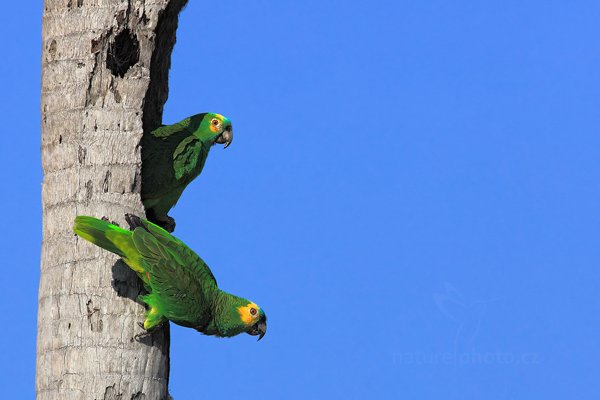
[129,217,218,326]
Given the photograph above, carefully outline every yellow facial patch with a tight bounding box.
[208,114,225,133]
[237,303,260,325]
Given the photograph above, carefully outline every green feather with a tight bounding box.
[73,216,129,258]
[150,116,195,138]
[173,136,202,180]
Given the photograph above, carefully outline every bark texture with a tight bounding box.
[38,1,188,398]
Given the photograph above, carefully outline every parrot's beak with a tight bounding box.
[256,320,267,341]
[248,314,267,341]
[215,125,233,149]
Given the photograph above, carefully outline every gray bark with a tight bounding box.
[38,1,187,398]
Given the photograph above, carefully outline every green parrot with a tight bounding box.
[142,112,233,231]
[73,214,267,340]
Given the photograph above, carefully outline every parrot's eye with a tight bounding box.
[211,118,220,126]
[249,307,257,316]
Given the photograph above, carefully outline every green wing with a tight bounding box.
[150,114,205,138]
[131,219,218,326]
[163,114,208,180]
[173,136,203,180]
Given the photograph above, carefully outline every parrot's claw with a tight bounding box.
[134,332,151,341]
[134,321,160,341]
[134,323,152,342]
[155,216,176,233]
[145,210,176,232]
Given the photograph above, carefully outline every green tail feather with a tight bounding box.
[73,216,131,258]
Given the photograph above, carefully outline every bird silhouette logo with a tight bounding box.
[433,283,500,353]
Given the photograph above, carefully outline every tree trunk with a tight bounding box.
[38,1,187,398]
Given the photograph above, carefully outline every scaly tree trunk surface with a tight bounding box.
[38,1,187,398]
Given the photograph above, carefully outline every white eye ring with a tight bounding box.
[250,307,257,316]
[211,118,220,126]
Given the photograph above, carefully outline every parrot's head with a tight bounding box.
[199,112,233,148]
[236,301,267,341]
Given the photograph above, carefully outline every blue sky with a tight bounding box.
[2,1,600,398]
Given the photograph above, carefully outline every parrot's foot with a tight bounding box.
[133,321,164,341]
[134,331,152,341]
[145,210,176,232]
[159,216,176,233]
